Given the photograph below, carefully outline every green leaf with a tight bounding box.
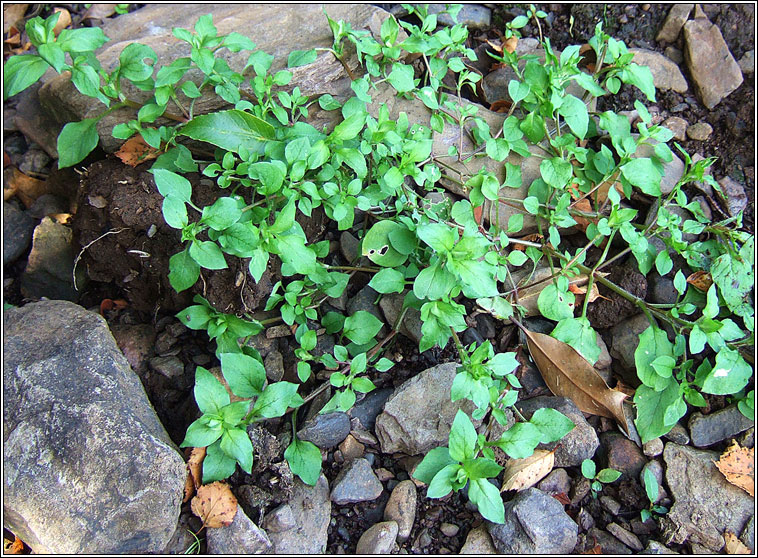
[3,55,49,99]
[621,158,662,197]
[119,43,157,81]
[537,284,575,321]
[529,408,575,444]
[222,32,256,53]
[596,468,622,483]
[351,376,376,394]
[181,110,275,154]
[368,268,406,294]
[468,477,505,524]
[634,378,686,444]
[700,347,752,395]
[182,416,223,448]
[464,458,503,481]
[487,352,519,377]
[387,63,415,92]
[57,118,100,168]
[57,26,108,52]
[168,248,200,292]
[557,94,589,139]
[449,410,477,462]
[287,48,318,68]
[177,303,212,330]
[329,111,366,143]
[494,422,541,459]
[621,63,656,102]
[417,222,457,252]
[507,79,530,104]
[412,447,455,484]
[318,94,342,111]
[523,196,540,215]
[426,463,460,498]
[581,459,596,479]
[220,428,253,474]
[343,311,383,345]
[413,262,457,301]
[362,220,408,267]
[190,240,227,270]
[219,400,251,427]
[201,197,242,231]
[252,381,299,418]
[635,326,674,391]
[285,437,322,486]
[152,168,192,203]
[655,250,673,276]
[520,112,545,143]
[194,366,231,415]
[202,440,238,483]
[540,157,573,189]
[551,317,601,365]
[642,467,659,504]
[220,352,266,398]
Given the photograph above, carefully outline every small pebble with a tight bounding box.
[440,523,459,537]
[600,495,622,516]
[643,438,664,457]
[686,122,713,141]
[662,117,688,141]
[641,4,650,11]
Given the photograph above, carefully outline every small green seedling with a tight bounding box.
[640,467,668,522]
[581,458,622,498]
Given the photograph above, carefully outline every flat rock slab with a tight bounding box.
[662,443,753,551]
[3,301,186,553]
[206,504,272,554]
[630,48,688,93]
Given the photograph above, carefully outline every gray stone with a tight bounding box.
[664,46,684,65]
[262,503,296,533]
[740,515,754,553]
[206,504,273,554]
[610,313,650,373]
[587,528,633,554]
[263,349,284,382]
[662,443,754,551]
[643,437,664,457]
[3,202,35,265]
[607,522,643,551]
[688,404,754,447]
[717,176,748,217]
[686,122,713,141]
[595,333,613,370]
[297,411,351,449]
[349,387,393,430]
[642,540,680,554]
[683,17,743,109]
[384,480,416,542]
[459,525,497,554]
[517,396,599,468]
[331,457,383,505]
[537,467,570,495]
[18,146,51,176]
[426,4,491,30]
[379,292,423,344]
[149,355,185,379]
[739,427,754,449]
[648,274,678,304]
[27,193,68,220]
[3,301,186,553]
[664,422,690,445]
[356,521,399,554]
[487,488,578,554]
[21,217,83,301]
[161,512,198,554]
[375,362,480,455]
[111,324,156,375]
[264,474,330,554]
[441,522,459,537]
[656,4,694,42]
[630,48,688,93]
[662,117,688,142]
[738,49,754,75]
[340,230,361,263]
[600,431,646,480]
[600,495,622,516]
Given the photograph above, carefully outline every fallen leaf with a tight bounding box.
[99,298,128,315]
[552,492,571,506]
[686,270,713,292]
[511,233,543,251]
[191,481,238,528]
[52,8,71,36]
[523,327,630,435]
[583,542,603,554]
[49,213,71,224]
[114,134,161,167]
[6,167,49,207]
[503,36,518,54]
[184,446,207,502]
[714,440,754,497]
[508,265,608,317]
[568,281,604,304]
[3,534,25,554]
[489,99,512,113]
[571,197,595,231]
[3,4,28,34]
[501,448,555,492]
[83,3,118,20]
[485,39,503,54]
[724,531,751,554]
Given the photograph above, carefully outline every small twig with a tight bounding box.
[72,228,128,291]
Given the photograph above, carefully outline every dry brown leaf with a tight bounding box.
[501,448,555,492]
[503,36,518,54]
[6,167,49,207]
[686,270,713,292]
[489,99,512,113]
[3,4,28,34]
[191,481,238,528]
[114,134,161,167]
[508,265,608,317]
[184,446,207,502]
[714,441,754,497]
[485,39,503,54]
[523,328,630,435]
[724,531,751,554]
[3,534,25,554]
[52,7,71,36]
[511,233,543,251]
[83,3,118,20]
[568,282,604,304]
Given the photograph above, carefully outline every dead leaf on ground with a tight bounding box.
[582,541,603,554]
[568,281,606,304]
[507,265,608,317]
[485,39,503,54]
[489,99,512,113]
[3,4,28,34]
[724,531,751,554]
[686,270,713,292]
[503,36,518,54]
[511,233,543,251]
[114,134,161,167]
[714,440,754,497]
[184,446,207,502]
[523,327,630,435]
[5,167,49,207]
[3,534,25,554]
[52,8,71,36]
[191,481,238,528]
[552,492,571,506]
[83,3,118,20]
[501,448,556,492]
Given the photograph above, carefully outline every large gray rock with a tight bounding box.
[487,488,578,554]
[375,362,479,455]
[206,504,272,554]
[661,443,754,551]
[516,396,598,468]
[610,313,650,374]
[3,301,186,553]
[630,49,688,93]
[20,217,83,301]
[330,457,383,505]
[263,474,331,554]
[683,17,743,109]
[687,404,754,447]
[3,202,35,265]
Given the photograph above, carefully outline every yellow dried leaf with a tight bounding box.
[3,4,28,34]
[724,531,751,554]
[191,481,238,528]
[714,441,754,497]
[501,449,555,492]
[83,4,118,20]
[52,8,71,36]
[114,134,161,167]
[6,167,49,207]
[184,446,207,502]
[503,36,518,54]
[686,270,713,292]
